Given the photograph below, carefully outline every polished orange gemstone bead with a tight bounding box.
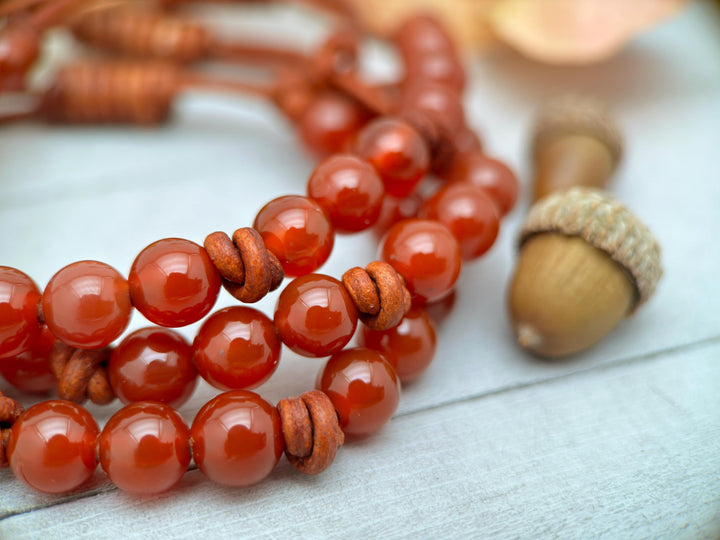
[190,390,284,487]
[129,238,221,327]
[298,91,370,156]
[192,306,281,391]
[99,402,191,494]
[8,400,99,494]
[380,219,462,304]
[359,307,437,384]
[274,274,358,358]
[446,152,519,216]
[372,192,423,237]
[0,266,41,359]
[108,327,197,408]
[254,196,335,277]
[355,117,430,198]
[401,81,464,134]
[0,325,57,393]
[317,347,400,437]
[307,154,385,233]
[42,261,132,349]
[420,183,500,260]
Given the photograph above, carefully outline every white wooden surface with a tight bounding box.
[1,2,719,538]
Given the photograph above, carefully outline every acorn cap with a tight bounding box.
[532,96,623,171]
[520,187,662,311]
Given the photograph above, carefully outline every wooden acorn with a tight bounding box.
[531,96,623,201]
[508,188,662,357]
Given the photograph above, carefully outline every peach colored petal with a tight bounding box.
[489,0,689,64]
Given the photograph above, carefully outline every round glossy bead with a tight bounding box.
[406,52,465,93]
[359,308,436,384]
[42,261,132,349]
[0,26,40,90]
[307,154,384,233]
[420,183,500,260]
[129,238,221,327]
[254,196,335,277]
[317,347,400,437]
[355,117,430,198]
[446,152,519,216]
[99,402,190,494]
[192,306,281,391]
[8,400,99,494]
[401,82,464,134]
[190,390,283,487]
[0,267,41,359]
[274,274,357,358]
[0,325,57,393]
[299,91,370,156]
[108,327,197,408]
[380,219,462,304]
[372,192,423,237]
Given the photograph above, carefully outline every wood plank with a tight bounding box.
[2,337,719,538]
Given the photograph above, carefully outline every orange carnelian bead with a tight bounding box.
[446,152,519,216]
[317,347,400,437]
[8,400,99,494]
[372,192,423,237]
[0,26,40,91]
[190,390,284,487]
[129,238,221,327]
[299,90,370,156]
[192,306,281,391]
[355,117,430,198]
[42,261,132,349]
[274,274,357,358]
[401,81,465,134]
[0,325,57,393]
[307,154,385,233]
[0,266,41,359]
[99,402,191,494]
[254,195,335,277]
[380,219,462,304]
[108,327,197,408]
[420,183,500,260]
[359,307,437,384]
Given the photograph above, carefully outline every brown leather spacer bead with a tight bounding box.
[0,391,24,469]
[342,261,412,330]
[279,390,344,475]
[204,228,284,303]
[0,391,24,425]
[49,342,114,405]
[0,428,10,468]
[277,396,313,458]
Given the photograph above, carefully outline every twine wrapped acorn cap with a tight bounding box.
[520,187,662,311]
[531,95,624,171]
